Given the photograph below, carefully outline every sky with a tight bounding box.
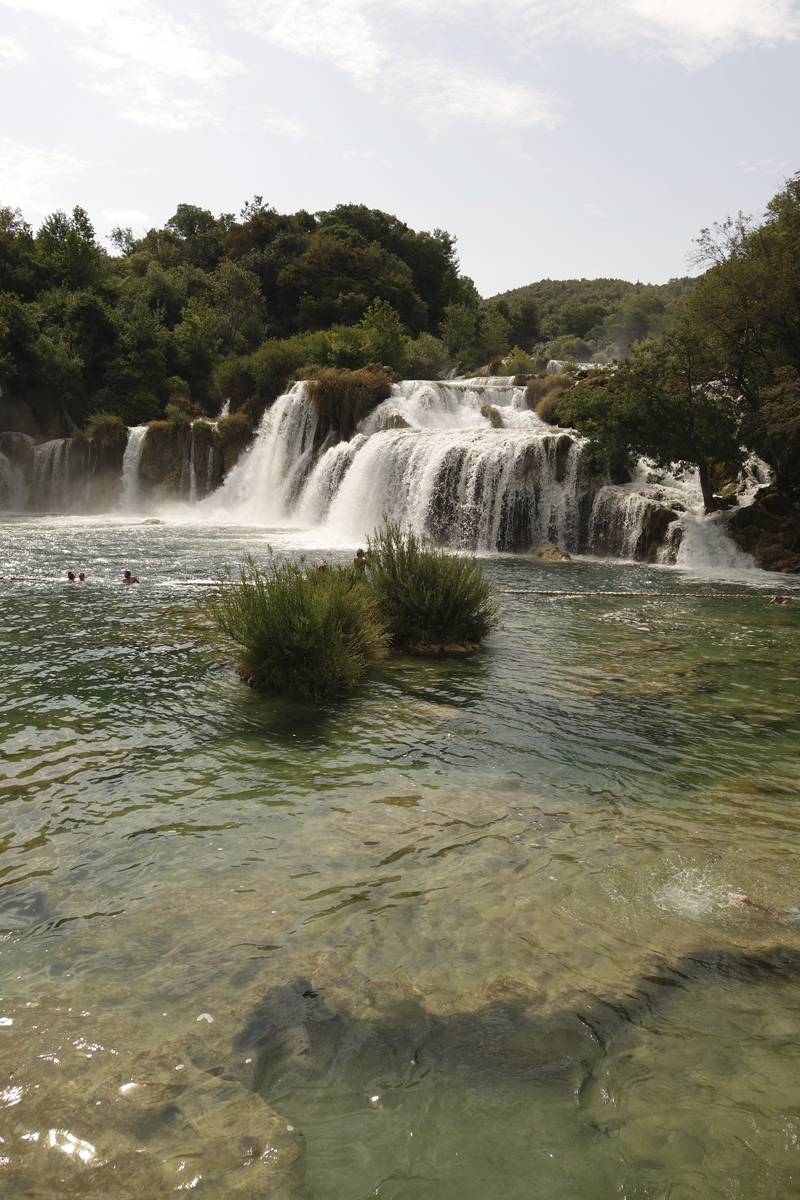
[0,0,799,297]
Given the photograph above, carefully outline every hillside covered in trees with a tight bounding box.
[0,198,545,436]
[489,276,696,365]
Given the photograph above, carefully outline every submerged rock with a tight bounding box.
[533,541,572,562]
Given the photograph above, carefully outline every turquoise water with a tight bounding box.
[2,514,800,1198]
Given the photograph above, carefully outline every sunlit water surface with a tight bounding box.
[2,514,800,1198]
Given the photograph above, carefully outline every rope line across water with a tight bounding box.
[497,589,788,598]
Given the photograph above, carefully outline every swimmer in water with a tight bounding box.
[67,571,76,582]
[78,572,85,582]
[123,570,139,584]
[770,595,792,605]
[730,893,800,927]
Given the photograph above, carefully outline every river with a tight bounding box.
[1,513,799,1198]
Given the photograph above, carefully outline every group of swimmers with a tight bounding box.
[66,570,139,584]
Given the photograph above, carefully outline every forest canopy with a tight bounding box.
[0,198,543,429]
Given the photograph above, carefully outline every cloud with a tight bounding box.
[233,0,558,130]
[230,0,799,134]
[102,208,148,225]
[390,0,800,64]
[0,138,83,216]
[391,60,557,132]
[0,0,242,128]
[234,0,386,88]
[0,34,28,61]
[264,112,315,139]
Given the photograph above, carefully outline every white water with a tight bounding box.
[120,426,148,512]
[0,449,28,510]
[31,438,78,510]
[202,379,753,569]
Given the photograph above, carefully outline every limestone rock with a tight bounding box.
[728,486,800,573]
[533,541,572,562]
[480,404,504,428]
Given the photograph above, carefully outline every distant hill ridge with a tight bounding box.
[485,275,698,363]
[488,276,696,316]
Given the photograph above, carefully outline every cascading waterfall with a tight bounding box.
[31,438,82,511]
[10,380,766,569]
[189,426,198,504]
[120,426,148,512]
[0,447,29,510]
[204,378,732,563]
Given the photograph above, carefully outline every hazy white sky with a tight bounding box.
[1,0,798,295]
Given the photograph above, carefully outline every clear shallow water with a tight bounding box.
[2,514,800,1198]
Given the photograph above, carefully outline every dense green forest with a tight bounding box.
[1,195,697,436]
[0,198,545,430]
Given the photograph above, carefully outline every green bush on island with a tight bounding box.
[365,521,499,652]
[203,555,388,701]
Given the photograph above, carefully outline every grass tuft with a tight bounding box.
[365,522,499,652]
[202,555,387,701]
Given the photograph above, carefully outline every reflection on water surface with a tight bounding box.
[1,515,800,1197]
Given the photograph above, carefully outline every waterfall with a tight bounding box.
[189,424,198,504]
[120,426,148,512]
[31,438,80,511]
[0,449,28,510]
[204,380,603,552]
[207,386,319,521]
[198,378,763,567]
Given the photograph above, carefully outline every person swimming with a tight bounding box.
[730,893,800,927]
[770,595,792,605]
[67,571,76,582]
[78,572,85,582]
[123,570,139,584]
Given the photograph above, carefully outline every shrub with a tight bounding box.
[499,345,537,376]
[203,556,388,700]
[307,366,393,439]
[164,402,191,428]
[216,410,253,447]
[406,332,451,380]
[81,411,127,447]
[535,392,566,424]
[365,521,499,652]
[525,373,570,407]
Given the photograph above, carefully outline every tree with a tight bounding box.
[36,207,103,290]
[479,305,511,359]
[561,325,743,511]
[360,297,409,374]
[212,262,266,353]
[687,176,800,491]
[440,302,477,360]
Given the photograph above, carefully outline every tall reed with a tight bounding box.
[203,555,387,700]
[365,522,499,652]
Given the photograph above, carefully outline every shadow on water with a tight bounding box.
[191,943,800,1199]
